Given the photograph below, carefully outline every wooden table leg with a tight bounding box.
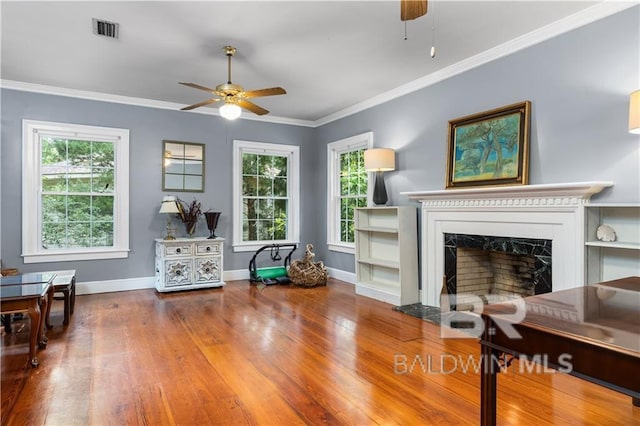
[70,276,76,315]
[2,314,12,333]
[26,299,41,367]
[38,289,51,348]
[45,286,54,329]
[480,321,498,426]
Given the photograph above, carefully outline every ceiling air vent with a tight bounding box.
[92,18,119,39]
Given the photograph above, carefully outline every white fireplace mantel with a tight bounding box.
[403,182,614,206]
[400,182,613,307]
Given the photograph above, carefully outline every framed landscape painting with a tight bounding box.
[445,101,531,189]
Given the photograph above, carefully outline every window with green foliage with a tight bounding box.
[233,140,299,252]
[338,149,368,243]
[327,132,372,254]
[41,138,115,248]
[22,120,129,263]
[241,153,288,241]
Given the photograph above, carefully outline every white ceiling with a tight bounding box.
[2,1,626,126]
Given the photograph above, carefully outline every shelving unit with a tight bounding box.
[584,204,640,284]
[354,206,419,305]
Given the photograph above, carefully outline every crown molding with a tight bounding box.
[1,1,635,129]
[314,0,638,127]
[0,79,316,128]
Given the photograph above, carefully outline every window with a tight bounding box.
[232,140,299,252]
[326,132,372,254]
[22,120,129,263]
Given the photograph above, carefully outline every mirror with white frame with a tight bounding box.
[162,140,205,192]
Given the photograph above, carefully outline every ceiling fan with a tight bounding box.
[179,46,286,119]
[401,0,428,21]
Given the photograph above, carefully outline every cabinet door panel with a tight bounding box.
[194,257,221,282]
[164,259,192,287]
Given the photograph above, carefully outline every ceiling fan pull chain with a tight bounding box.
[404,21,408,40]
[430,1,436,58]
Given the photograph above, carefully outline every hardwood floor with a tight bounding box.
[2,279,639,425]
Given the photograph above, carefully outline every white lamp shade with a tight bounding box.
[159,195,179,214]
[629,90,640,134]
[219,102,242,120]
[364,148,395,172]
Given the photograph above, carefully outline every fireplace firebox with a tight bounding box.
[444,233,551,310]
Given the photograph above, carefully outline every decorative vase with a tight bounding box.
[185,220,197,237]
[204,212,221,239]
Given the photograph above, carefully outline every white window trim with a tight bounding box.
[22,119,130,263]
[326,132,373,254]
[232,140,300,252]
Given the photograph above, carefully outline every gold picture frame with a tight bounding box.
[445,101,531,189]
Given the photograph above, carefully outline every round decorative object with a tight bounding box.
[596,287,616,301]
[596,224,616,242]
[289,244,328,287]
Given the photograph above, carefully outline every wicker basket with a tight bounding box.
[288,244,328,287]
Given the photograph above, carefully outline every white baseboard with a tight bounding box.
[327,267,356,285]
[75,268,353,295]
[224,268,250,281]
[76,276,155,295]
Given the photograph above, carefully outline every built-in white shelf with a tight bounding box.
[585,241,640,250]
[356,257,400,269]
[354,206,419,306]
[585,204,640,284]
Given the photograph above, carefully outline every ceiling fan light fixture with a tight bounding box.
[219,102,242,120]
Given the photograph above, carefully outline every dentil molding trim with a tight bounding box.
[402,182,614,208]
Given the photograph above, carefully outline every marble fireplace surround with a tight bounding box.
[402,182,613,307]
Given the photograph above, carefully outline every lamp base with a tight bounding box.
[372,171,388,205]
[164,220,177,240]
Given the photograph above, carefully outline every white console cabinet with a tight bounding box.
[155,237,225,292]
[355,206,419,306]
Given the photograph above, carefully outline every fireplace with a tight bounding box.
[402,182,612,307]
[444,233,552,310]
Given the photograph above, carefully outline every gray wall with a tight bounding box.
[315,6,640,272]
[0,91,316,281]
[1,7,639,281]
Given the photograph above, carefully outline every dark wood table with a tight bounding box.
[44,269,77,328]
[480,276,640,425]
[0,272,56,367]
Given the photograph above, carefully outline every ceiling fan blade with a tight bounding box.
[179,82,218,93]
[181,98,221,111]
[236,99,269,116]
[239,87,287,98]
[401,0,428,21]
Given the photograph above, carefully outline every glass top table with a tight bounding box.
[0,272,56,287]
[0,272,56,367]
[0,282,53,299]
[479,276,640,425]
[490,277,640,353]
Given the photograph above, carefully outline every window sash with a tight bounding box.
[326,132,373,254]
[233,140,299,252]
[22,120,129,263]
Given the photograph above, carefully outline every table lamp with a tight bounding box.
[364,148,395,205]
[159,195,180,240]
